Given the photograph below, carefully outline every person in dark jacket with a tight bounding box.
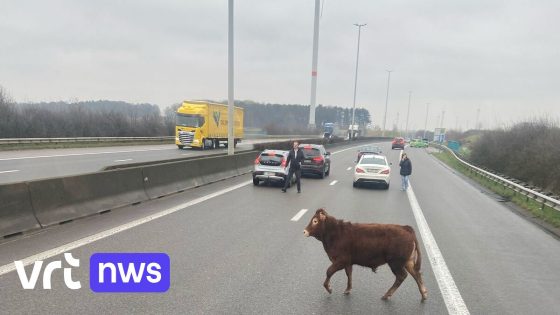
[399,152,412,191]
[282,141,304,193]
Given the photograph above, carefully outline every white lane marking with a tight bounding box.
[0,147,174,161]
[0,180,253,276]
[291,209,308,222]
[406,183,470,315]
[346,166,352,171]
[114,159,133,162]
[0,170,19,174]
[329,180,338,186]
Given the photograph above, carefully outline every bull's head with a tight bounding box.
[303,208,328,239]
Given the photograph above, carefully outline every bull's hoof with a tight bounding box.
[381,295,390,300]
[343,289,351,295]
[324,285,332,294]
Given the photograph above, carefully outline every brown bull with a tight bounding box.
[303,208,428,301]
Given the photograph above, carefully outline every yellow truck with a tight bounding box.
[175,101,244,149]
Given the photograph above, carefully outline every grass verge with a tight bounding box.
[432,149,560,228]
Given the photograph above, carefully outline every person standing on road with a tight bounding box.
[399,152,412,191]
[282,141,304,193]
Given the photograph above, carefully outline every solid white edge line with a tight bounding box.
[406,183,470,315]
[329,180,338,186]
[0,180,253,276]
[0,170,20,174]
[290,209,308,222]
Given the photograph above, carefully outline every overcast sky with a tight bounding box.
[1,0,559,130]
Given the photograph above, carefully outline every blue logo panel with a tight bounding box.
[90,253,170,293]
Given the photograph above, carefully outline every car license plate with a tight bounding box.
[265,172,275,176]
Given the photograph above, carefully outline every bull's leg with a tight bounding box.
[381,264,408,300]
[405,259,428,301]
[343,265,353,295]
[323,262,345,294]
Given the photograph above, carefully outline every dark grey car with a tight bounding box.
[298,144,331,179]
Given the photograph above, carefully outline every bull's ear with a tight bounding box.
[316,208,327,221]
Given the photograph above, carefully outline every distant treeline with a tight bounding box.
[469,120,560,195]
[0,87,371,137]
[232,100,371,135]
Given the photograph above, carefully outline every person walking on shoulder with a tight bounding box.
[282,141,304,193]
[399,152,412,191]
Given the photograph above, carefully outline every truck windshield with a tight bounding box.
[177,114,204,127]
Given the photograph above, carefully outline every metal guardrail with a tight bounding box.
[0,137,174,145]
[435,144,560,211]
[0,135,321,145]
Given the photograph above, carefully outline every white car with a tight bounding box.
[352,154,391,189]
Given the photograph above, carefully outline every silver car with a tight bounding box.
[252,150,295,186]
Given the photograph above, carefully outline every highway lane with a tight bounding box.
[0,138,295,184]
[0,142,559,314]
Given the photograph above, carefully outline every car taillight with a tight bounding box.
[356,167,365,173]
[254,156,261,164]
[312,156,324,164]
[380,169,390,174]
[281,158,287,167]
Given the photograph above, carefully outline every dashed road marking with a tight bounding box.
[290,209,308,222]
[329,180,338,186]
[346,166,352,171]
[0,170,19,174]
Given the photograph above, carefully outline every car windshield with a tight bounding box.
[176,114,204,127]
[359,156,387,166]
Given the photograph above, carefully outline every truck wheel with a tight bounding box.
[177,145,184,150]
[214,140,220,149]
[201,139,206,150]
[234,140,238,148]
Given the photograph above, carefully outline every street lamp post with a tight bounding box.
[405,91,411,138]
[423,103,430,139]
[227,0,234,155]
[350,23,366,140]
[381,69,393,136]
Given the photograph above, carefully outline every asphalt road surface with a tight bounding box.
[0,138,291,184]
[0,141,559,314]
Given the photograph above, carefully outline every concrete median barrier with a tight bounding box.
[235,151,259,174]
[0,183,41,237]
[29,168,149,227]
[142,159,205,199]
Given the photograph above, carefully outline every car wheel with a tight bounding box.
[353,181,358,188]
[253,177,259,186]
[325,164,330,176]
[319,168,325,179]
[384,183,390,190]
[177,145,184,150]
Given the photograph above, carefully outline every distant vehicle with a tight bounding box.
[176,100,244,150]
[323,122,335,139]
[299,144,331,178]
[404,137,411,143]
[252,150,294,186]
[356,145,383,162]
[348,124,362,140]
[391,137,405,150]
[410,138,428,148]
[353,154,391,189]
